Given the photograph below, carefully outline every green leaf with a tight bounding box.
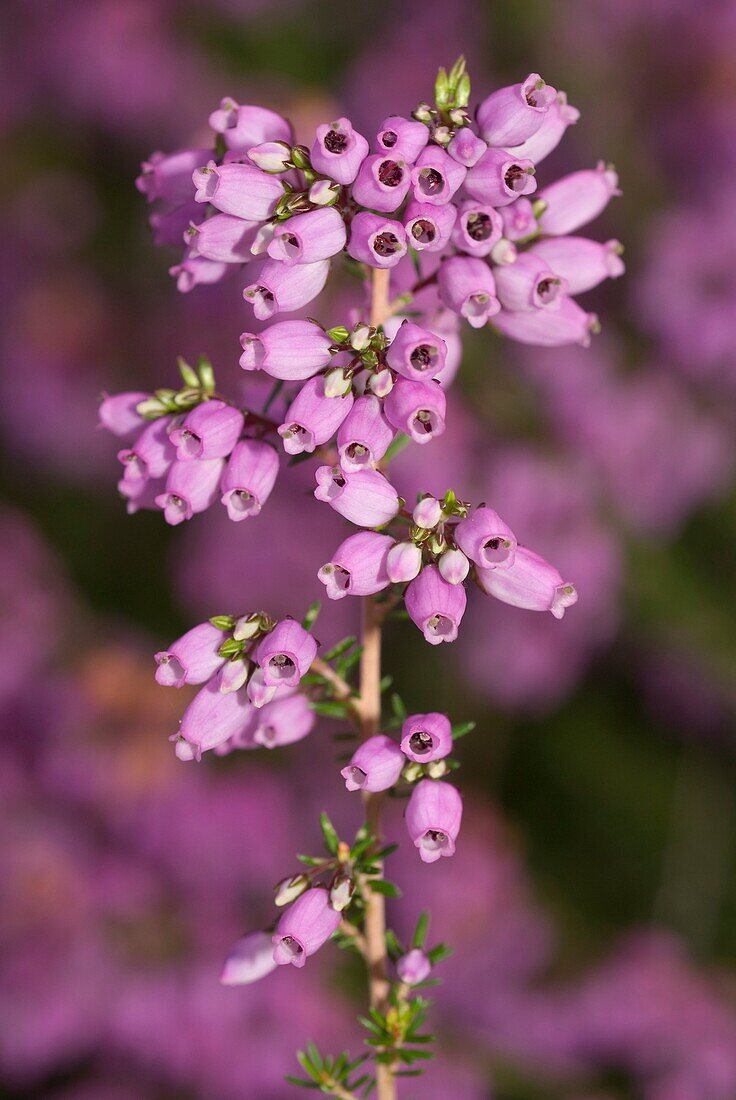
[263,378,284,414]
[322,636,357,661]
[284,1074,320,1089]
[370,879,401,898]
[301,601,321,630]
[310,700,349,718]
[426,943,454,964]
[412,910,430,949]
[319,812,340,855]
[197,356,216,394]
[379,674,393,693]
[451,720,476,741]
[391,693,407,720]
[383,432,410,465]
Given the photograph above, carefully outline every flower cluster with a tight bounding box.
[155,612,317,759]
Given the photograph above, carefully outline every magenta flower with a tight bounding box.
[220,931,278,985]
[477,72,557,147]
[314,465,400,527]
[117,417,175,482]
[454,506,517,570]
[352,154,412,212]
[176,678,254,756]
[452,201,503,257]
[267,207,347,265]
[400,713,453,763]
[537,162,621,236]
[437,256,501,328]
[136,147,211,205]
[493,297,599,346]
[154,622,226,687]
[410,147,466,206]
[272,888,341,968]
[209,100,292,153]
[405,565,467,645]
[252,691,315,748]
[169,253,229,293]
[337,395,394,471]
[403,200,457,253]
[375,115,429,162]
[169,400,244,461]
[244,259,330,320]
[318,531,394,600]
[185,212,257,263]
[155,457,225,525]
[98,391,148,439]
[278,376,354,456]
[118,476,165,516]
[254,619,318,687]
[192,160,283,221]
[220,439,279,521]
[530,237,625,294]
[386,541,423,583]
[347,211,408,269]
[239,320,333,380]
[505,90,579,163]
[340,734,405,792]
[384,378,447,445]
[494,253,567,311]
[385,320,448,381]
[396,949,432,985]
[405,779,463,863]
[475,545,578,619]
[465,148,537,207]
[310,117,369,185]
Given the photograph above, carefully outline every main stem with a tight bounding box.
[360,267,396,1100]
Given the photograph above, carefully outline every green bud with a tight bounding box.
[135,397,168,420]
[448,55,467,90]
[209,615,236,631]
[350,323,373,351]
[323,367,352,398]
[426,760,448,779]
[197,357,216,394]
[412,102,434,124]
[329,873,355,912]
[177,357,200,389]
[402,761,423,784]
[434,67,449,108]
[289,145,312,170]
[274,874,310,906]
[455,73,471,108]
[433,125,452,147]
[218,637,244,659]
[326,325,350,344]
[532,198,548,219]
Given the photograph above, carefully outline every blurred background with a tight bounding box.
[2,1,736,1097]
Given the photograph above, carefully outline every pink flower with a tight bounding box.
[239,320,333,380]
[272,888,341,968]
[454,506,517,569]
[410,147,466,206]
[437,257,500,328]
[254,619,318,687]
[477,73,557,147]
[220,440,279,521]
[154,622,226,687]
[375,116,429,162]
[385,320,448,381]
[405,565,467,645]
[318,531,394,600]
[314,465,400,528]
[169,400,244,461]
[347,212,408,268]
[192,160,283,221]
[278,376,353,456]
[155,458,224,525]
[352,154,412,212]
[400,713,453,763]
[405,779,463,863]
[267,207,346,265]
[475,545,578,619]
[311,117,369,185]
[383,378,447,445]
[243,259,330,320]
[220,931,277,985]
[340,734,405,792]
[537,162,621,236]
[337,395,394,471]
[396,949,432,985]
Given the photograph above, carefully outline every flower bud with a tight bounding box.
[155,458,225,525]
[221,931,278,985]
[384,378,447,446]
[385,321,448,381]
[274,874,310,907]
[400,712,453,763]
[247,140,292,173]
[475,545,578,618]
[337,395,394,471]
[244,259,330,320]
[318,531,394,600]
[375,116,429,162]
[386,541,423,584]
[410,147,466,206]
[272,888,341,968]
[438,548,469,585]
[169,400,244,461]
[537,162,620,236]
[311,117,369,184]
[278,376,354,456]
[369,368,394,397]
[340,734,405,792]
[437,256,500,328]
[329,874,355,912]
[405,779,463,863]
[221,439,279,521]
[454,506,517,569]
[233,613,267,641]
[477,73,557,147]
[405,565,467,645]
[314,465,400,528]
[309,179,341,206]
[239,320,333,380]
[155,622,226,688]
[490,238,518,265]
[267,207,347,265]
[412,496,442,528]
[347,212,408,269]
[192,160,283,220]
[254,620,318,688]
[323,366,352,398]
[396,948,432,985]
[352,154,412,212]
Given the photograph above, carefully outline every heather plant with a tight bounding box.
[100,58,620,1097]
